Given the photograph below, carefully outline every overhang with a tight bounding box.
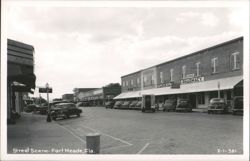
[114,76,243,99]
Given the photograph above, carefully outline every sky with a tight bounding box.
[5,1,248,99]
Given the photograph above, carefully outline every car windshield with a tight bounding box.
[210,98,225,104]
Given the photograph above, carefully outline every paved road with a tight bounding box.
[55,107,243,154]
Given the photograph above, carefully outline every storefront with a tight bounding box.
[115,37,243,110]
[7,39,36,123]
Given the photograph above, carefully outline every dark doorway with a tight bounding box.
[189,94,196,108]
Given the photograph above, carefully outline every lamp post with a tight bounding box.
[46,83,51,122]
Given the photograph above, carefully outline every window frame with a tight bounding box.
[231,52,240,70]
[182,65,186,79]
[196,62,200,76]
[170,68,174,82]
[211,57,218,74]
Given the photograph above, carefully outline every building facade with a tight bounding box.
[7,39,36,123]
[75,83,121,106]
[62,93,74,102]
[115,37,243,109]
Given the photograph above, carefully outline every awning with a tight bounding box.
[114,76,242,99]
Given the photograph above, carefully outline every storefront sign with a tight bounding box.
[181,76,204,84]
[171,82,180,89]
[157,82,172,88]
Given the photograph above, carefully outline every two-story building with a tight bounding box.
[114,37,243,109]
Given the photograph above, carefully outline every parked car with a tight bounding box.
[207,98,228,114]
[175,99,192,112]
[113,101,124,109]
[231,96,243,115]
[36,103,48,115]
[120,101,131,109]
[157,102,165,111]
[51,103,82,120]
[24,104,38,112]
[134,101,142,110]
[163,99,177,112]
[129,101,138,109]
[105,101,115,109]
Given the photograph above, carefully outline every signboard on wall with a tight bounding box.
[181,76,204,84]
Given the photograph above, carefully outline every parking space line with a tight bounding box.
[57,124,86,143]
[137,143,150,154]
[79,125,132,146]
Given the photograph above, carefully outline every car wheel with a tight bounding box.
[52,117,56,121]
[142,109,145,112]
[77,113,80,117]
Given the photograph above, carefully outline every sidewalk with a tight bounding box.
[7,112,86,154]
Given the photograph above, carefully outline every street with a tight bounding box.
[55,107,243,154]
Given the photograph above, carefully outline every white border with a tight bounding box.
[1,1,249,161]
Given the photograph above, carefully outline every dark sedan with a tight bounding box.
[163,99,177,112]
[207,98,227,114]
[175,99,192,112]
[105,101,115,109]
[231,96,243,115]
[51,103,82,120]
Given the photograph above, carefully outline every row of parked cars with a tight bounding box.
[24,101,82,120]
[105,96,243,115]
[105,99,192,112]
[105,100,142,110]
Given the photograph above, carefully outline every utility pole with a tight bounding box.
[218,81,220,98]
[46,83,51,122]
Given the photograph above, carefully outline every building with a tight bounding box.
[114,37,243,109]
[7,39,36,123]
[74,83,121,106]
[73,88,98,102]
[62,93,74,102]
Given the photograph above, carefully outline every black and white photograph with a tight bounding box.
[1,0,249,161]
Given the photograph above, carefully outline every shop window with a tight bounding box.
[211,57,218,73]
[170,68,174,82]
[151,75,154,85]
[196,62,200,76]
[230,52,240,70]
[182,65,186,79]
[197,92,205,104]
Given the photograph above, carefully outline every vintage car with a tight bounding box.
[113,101,124,109]
[35,103,49,115]
[24,104,38,113]
[163,99,177,112]
[134,101,142,110]
[51,103,82,120]
[129,101,138,109]
[105,101,115,109]
[207,98,228,114]
[231,96,243,115]
[175,99,192,112]
[120,101,131,109]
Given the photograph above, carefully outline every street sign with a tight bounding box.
[39,87,52,93]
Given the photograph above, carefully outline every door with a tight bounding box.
[145,95,151,109]
[189,94,196,108]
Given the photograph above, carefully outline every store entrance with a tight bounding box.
[189,94,196,108]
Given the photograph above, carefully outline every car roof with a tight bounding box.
[56,103,75,105]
